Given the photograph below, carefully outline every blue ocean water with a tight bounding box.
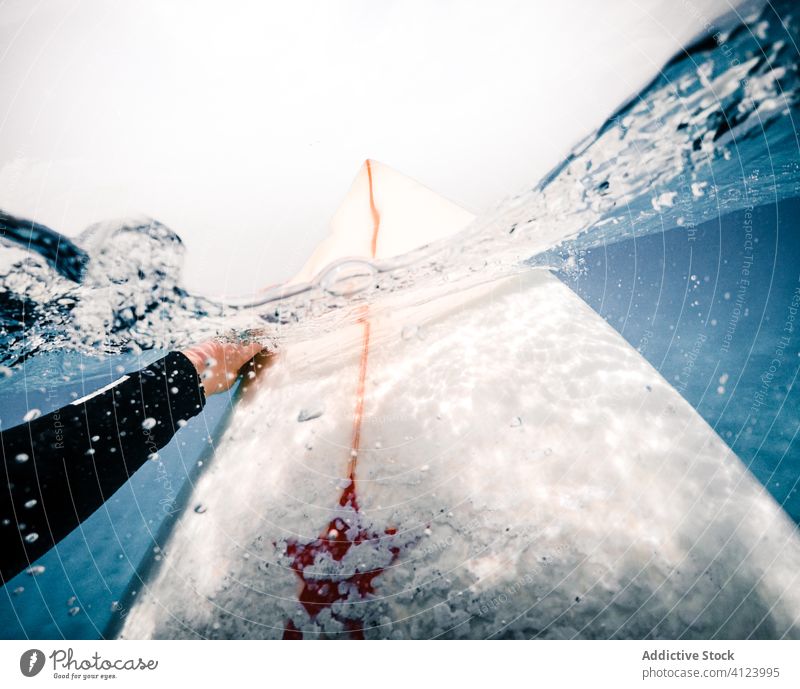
[0,0,798,639]
[558,198,800,522]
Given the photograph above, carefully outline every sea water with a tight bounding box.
[1,0,798,638]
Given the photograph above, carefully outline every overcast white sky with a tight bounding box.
[0,0,745,296]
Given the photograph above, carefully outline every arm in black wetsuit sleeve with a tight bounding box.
[0,351,206,582]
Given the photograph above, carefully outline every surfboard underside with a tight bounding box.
[118,270,800,639]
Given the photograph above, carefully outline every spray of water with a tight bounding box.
[0,1,797,372]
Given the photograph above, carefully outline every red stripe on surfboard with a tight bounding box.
[341,159,380,505]
[282,161,399,639]
[366,159,381,257]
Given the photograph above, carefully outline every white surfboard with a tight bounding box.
[117,162,800,639]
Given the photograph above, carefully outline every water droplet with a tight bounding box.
[15,453,29,463]
[420,464,430,472]
[67,596,77,606]
[13,586,24,595]
[110,601,122,612]
[510,416,523,427]
[23,409,41,422]
[0,366,12,378]
[91,435,100,442]
[177,419,188,428]
[141,417,157,430]
[25,565,45,576]
[24,532,39,543]
[68,606,81,617]
[194,504,207,514]
[24,499,37,509]
[374,440,382,449]
[297,407,324,423]
[147,452,159,461]
[170,386,179,394]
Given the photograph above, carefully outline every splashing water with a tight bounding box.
[0,1,797,373]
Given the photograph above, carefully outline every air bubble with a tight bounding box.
[23,409,41,422]
[319,259,376,296]
[298,407,324,423]
[401,325,419,340]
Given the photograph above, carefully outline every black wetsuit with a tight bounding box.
[0,351,205,582]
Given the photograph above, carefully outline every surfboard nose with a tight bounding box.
[289,160,475,285]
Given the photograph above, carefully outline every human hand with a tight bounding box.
[181,339,265,395]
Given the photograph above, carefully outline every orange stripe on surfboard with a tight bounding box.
[366,159,381,257]
[340,161,380,505]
